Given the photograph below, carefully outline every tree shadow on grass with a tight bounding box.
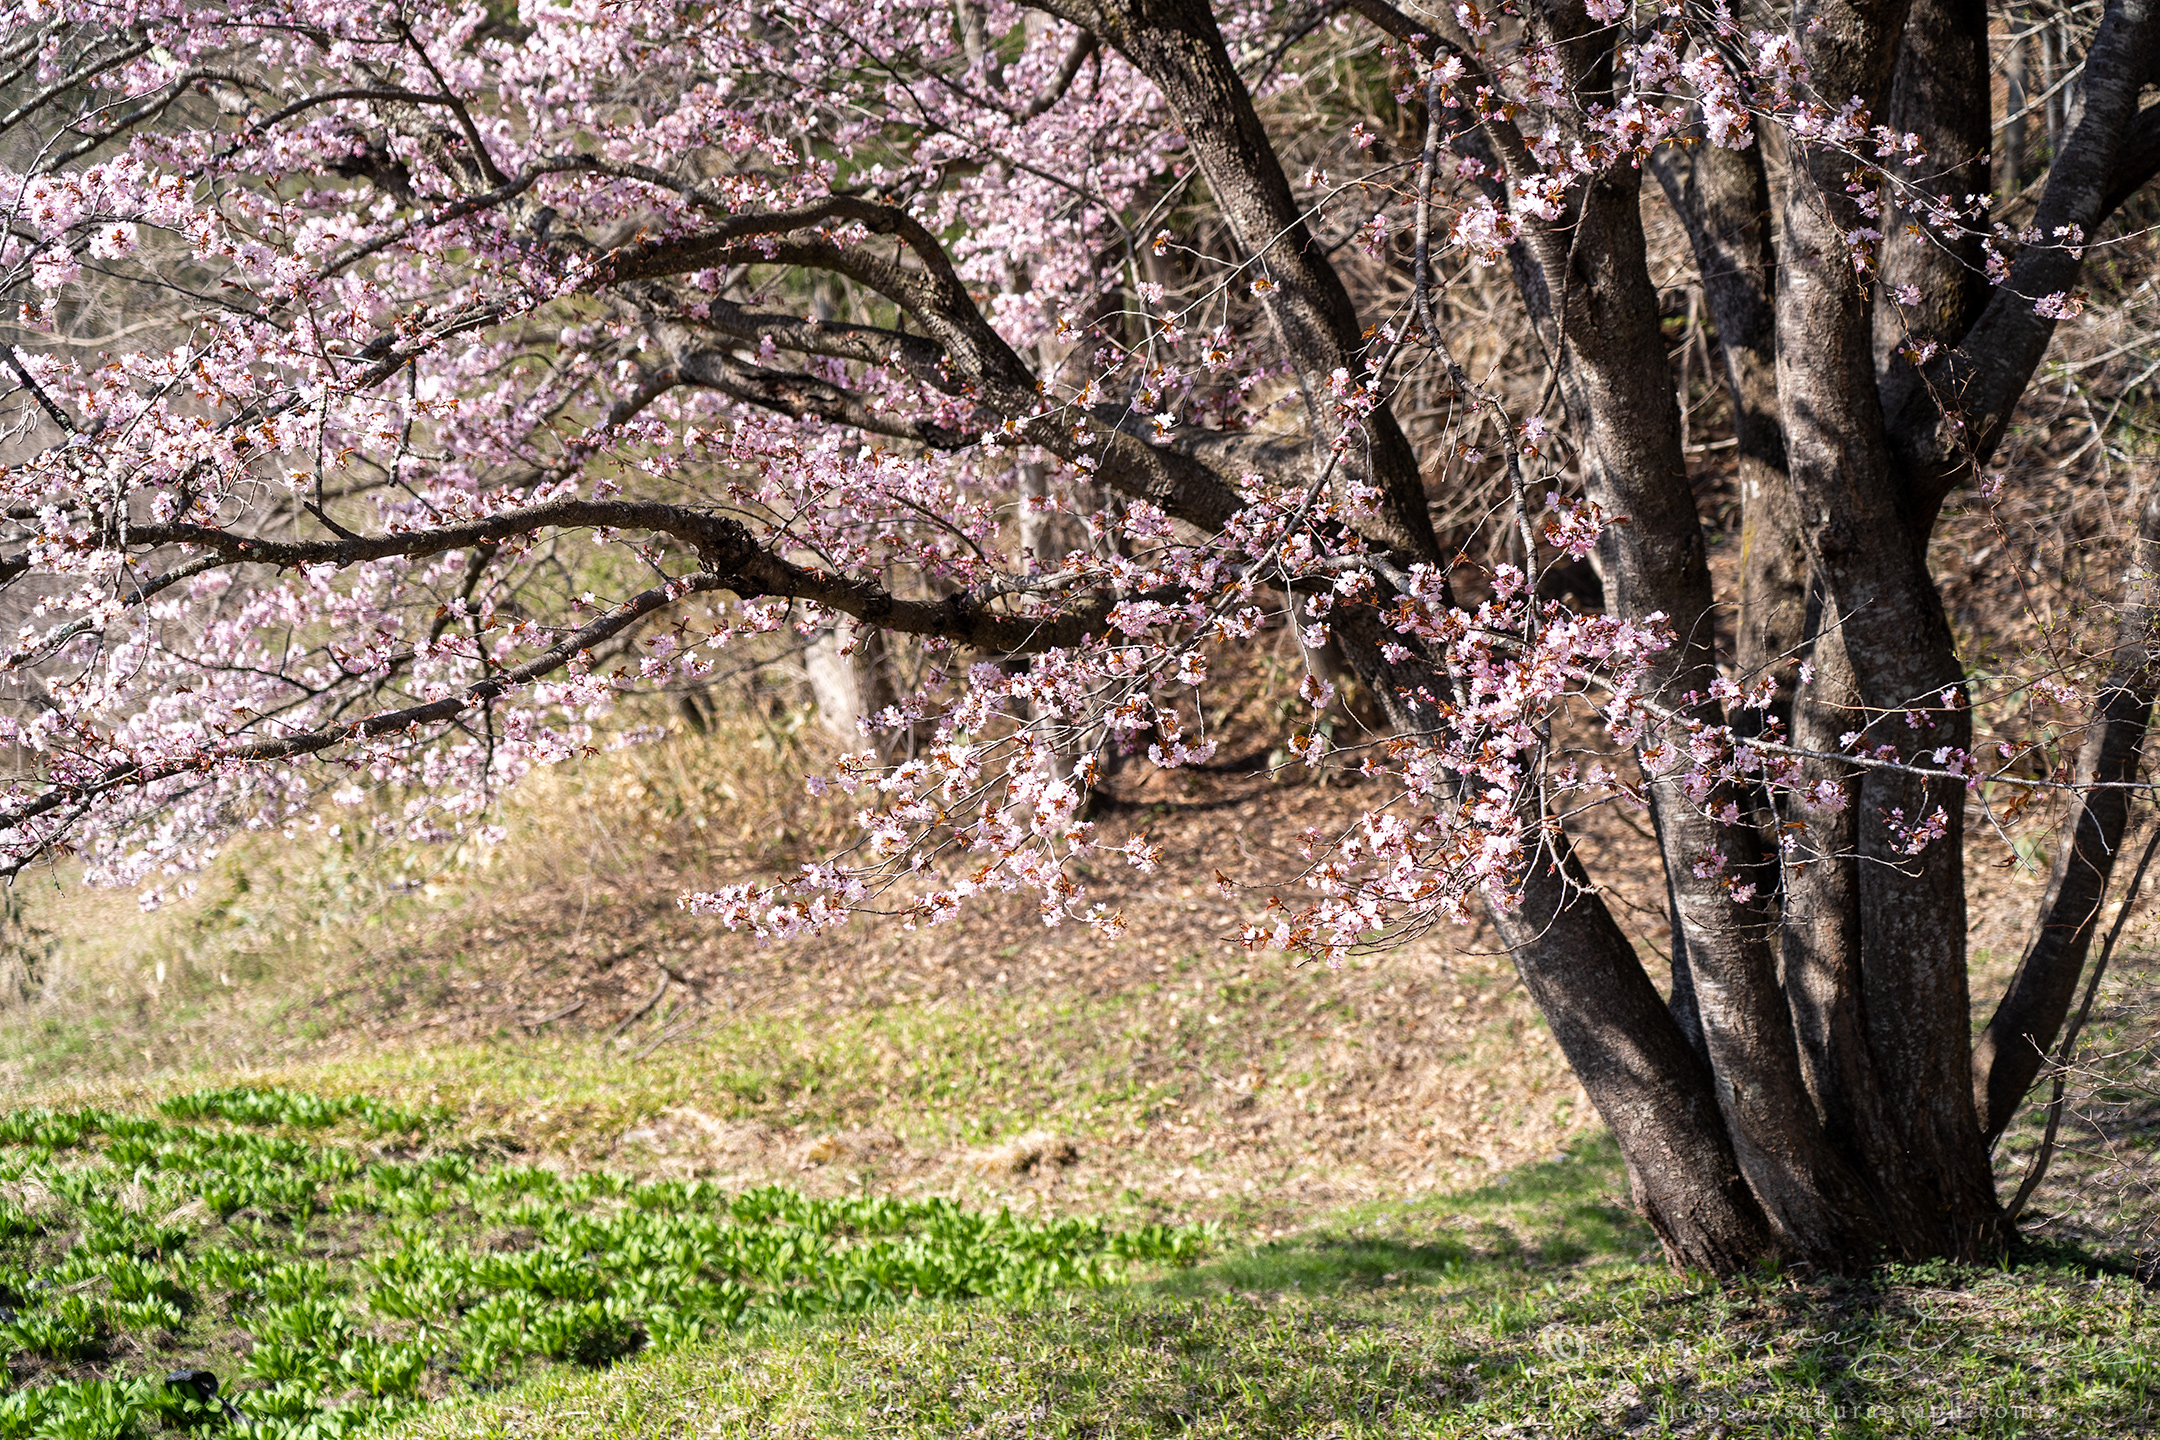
[1038,1138,1659,1435]
[396,1130,2157,1438]
[1160,1131,1648,1299]
[1103,1136,2155,1438]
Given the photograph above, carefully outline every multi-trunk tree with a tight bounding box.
[0,0,2156,1272]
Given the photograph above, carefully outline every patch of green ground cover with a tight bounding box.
[402,1145,2158,1440]
[0,1089,1209,1439]
[152,1090,433,1134]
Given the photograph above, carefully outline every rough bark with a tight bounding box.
[1471,5,1881,1265]
[1027,0,2160,1270]
[1884,0,2160,525]
[1646,791,1709,1067]
[1488,823,1784,1274]
[1871,0,1993,376]
[1650,136,1808,737]
[1774,0,2002,1258]
[1777,631,1880,1172]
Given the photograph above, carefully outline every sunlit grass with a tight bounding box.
[398,1141,2159,1439]
[0,1090,1209,1439]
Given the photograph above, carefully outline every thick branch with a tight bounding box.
[1870,0,1992,378]
[673,351,981,448]
[114,500,1125,656]
[1487,823,1784,1274]
[1649,137,1806,732]
[1886,0,2160,526]
[1022,31,1101,118]
[1773,0,2004,1256]
[690,297,958,391]
[2100,101,2160,215]
[253,87,503,135]
[1030,0,1441,564]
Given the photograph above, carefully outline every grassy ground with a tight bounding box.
[0,939,1584,1235]
[399,1142,2157,1440]
[0,696,2155,1435]
[0,1088,1208,1438]
[0,704,1592,1230]
[7,1082,2150,1438]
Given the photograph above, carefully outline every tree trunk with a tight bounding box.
[1490,824,1785,1274]
[804,621,896,749]
[1040,0,2160,1275]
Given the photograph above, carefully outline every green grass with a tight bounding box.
[153,1088,434,1133]
[0,1094,2150,1438]
[0,706,2151,1435]
[0,1091,1209,1439]
[286,992,1210,1153]
[3,934,1515,1164]
[394,1144,2160,1439]
[13,965,1560,1233]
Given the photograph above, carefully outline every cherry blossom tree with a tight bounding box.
[0,0,2156,1272]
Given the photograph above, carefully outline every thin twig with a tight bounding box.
[607,971,669,1038]
[2005,821,2160,1223]
[631,1008,709,1062]
[521,997,585,1031]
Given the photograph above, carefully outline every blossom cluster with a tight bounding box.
[0,0,2098,955]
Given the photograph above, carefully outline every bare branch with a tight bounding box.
[1976,481,2160,1143]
